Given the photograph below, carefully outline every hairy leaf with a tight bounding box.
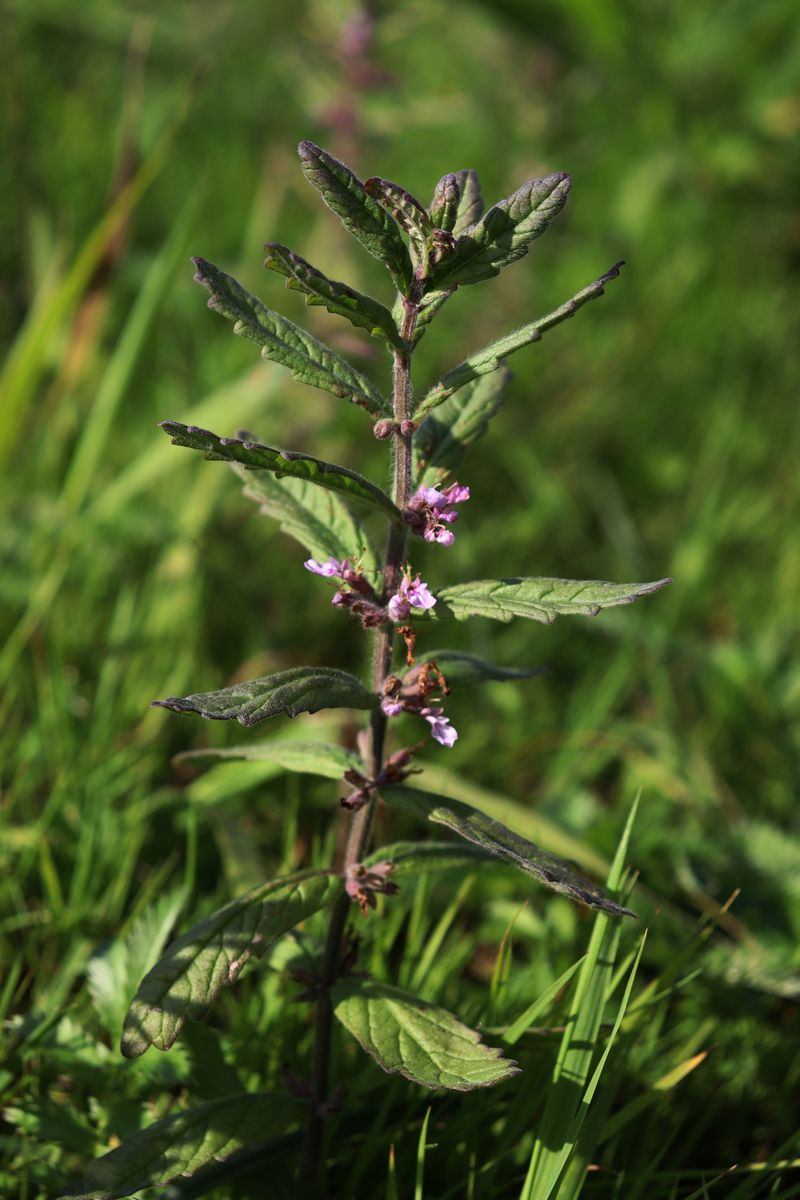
[425,577,672,625]
[396,287,455,348]
[418,650,544,685]
[415,366,512,487]
[383,785,634,917]
[419,262,624,417]
[365,176,434,262]
[152,666,377,727]
[429,172,460,232]
[192,256,388,416]
[160,422,400,523]
[235,467,380,579]
[263,242,402,347]
[121,870,340,1057]
[297,141,412,291]
[428,172,571,290]
[56,1092,299,1199]
[365,841,492,878]
[451,168,484,236]
[331,978,519,1090]
[175,739,361,778]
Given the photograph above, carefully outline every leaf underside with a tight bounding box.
[174,738,361,779]
[365,841,493,878]
[427,577,672,624]
[121,870,340,1057]
[160,421,400,522]
[382,784,636,917]
[152,666,377,727]
[331,977,519,1091]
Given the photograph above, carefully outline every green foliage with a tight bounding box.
[364,841,493,877]
[416,649,543,683]
[175,738,361,778]
[427,575,672,623]
[152,666,377,726]
[450,168,484,235]
[415,367,511,489]
[122,870,340,1057]
[331,978,519,1090]
[365,176,435,267]
[428,172,460,233]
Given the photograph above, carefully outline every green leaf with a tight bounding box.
[428,172,460,232]
[451,168,484,236]
[192,256,388,416]
[121,870,340,1057]
[418,262,623,417]
[414,367,512,488]
[263,242,402,347]
[56,1092,300,1199]
[365,841,492,878]
[424,576,672,624]
[160,421,400,523]
[365,176,434,264]
[234,467,380,579]
[297,140,412,292]
[331,977,519,1091]
[175,738,361,779]
[381,785,635,917]
[418,650,543,685]
[428,172,571,290]
[152,666,377,727]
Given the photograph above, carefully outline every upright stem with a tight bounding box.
[296,293,419,1198]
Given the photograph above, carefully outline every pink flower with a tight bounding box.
[421,706,458,748]
[387,573,437,622]
[304,557,346,578]
[345,860,398,915]
[402,481,470,546]
[380,697,405,716]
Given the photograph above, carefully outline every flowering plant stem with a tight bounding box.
[297,291,420,1195]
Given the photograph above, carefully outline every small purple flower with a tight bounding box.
[380,697,405,716]
[387,573,437,623]
[304,557,346,578]
[403,480,470,546]
[345,860,398,915]
[421,706,458,748]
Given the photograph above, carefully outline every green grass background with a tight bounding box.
[1,0,799,1196]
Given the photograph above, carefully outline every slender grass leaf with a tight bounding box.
[417,650,545,685]
[235,468,380,579]
[424,576,672,624]
[331,978,519,1091]
[297,141,412,291]
[419,262,624,417]
[152,666,377,727]
[174,739,361,778]
[429,173,460,232]
[451,168,484,236]
[382,785,634,917]
[415,367,511,488]
[428,172,571,290]
[501,957,586,1046]
[159,422,400,523]
[56,1092,300,1199]
[365,176,434,264]
[192,256,388,415]
[121,870,340,1057]
[263,242,402,347]
[365,841,493,878]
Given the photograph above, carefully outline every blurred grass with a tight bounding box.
[1,0,799,1196]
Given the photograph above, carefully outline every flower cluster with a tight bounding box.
[345,860,398,916]
[340,744,420,812]
[304,558,437,627]
[402,482,470,546]
[380,660,457,748]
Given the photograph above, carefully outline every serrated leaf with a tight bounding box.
[152,666,377,727]
[263,242,402,347]
[160,422,400,523]
[418,650,545,685]
[192,256,388,416]
[414,366,511,488]
[424,577,672,625]
[419,262,623,417]
[382,785,634,917]
[297,140,412,291]
[365,841,492,878]
[121,870,340,1057]
[428,172,571,290]
[235,467,380,579]
[331,978,519,1090]
[429,172,460,232]
[56,1092,300,1199]
[365,177,434,263]
[451,168,484,236]
[175,739,361,778]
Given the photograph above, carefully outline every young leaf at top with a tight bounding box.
[331,977,519,1091]
[424,576,672,625]
[192,256,388,416]
[416,650,545,685]
[56,1092,301,1200]
[121,870,341,1058]
[418,261,624,418]
[152,666,377,727]
[427,172,572,291]
[364,177,434,267]
[428,172,460,232]
[160,422,401,523]
[451,168,484,235]
[175,739,361,779]
[382,785,635,918]
[414,366,512,488]
[234,466,380,580]
[297,140,413,292]
[263,242,402,348]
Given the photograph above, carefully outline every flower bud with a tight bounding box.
[373,418,396,440]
